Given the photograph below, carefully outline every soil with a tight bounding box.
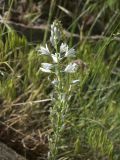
[0,141,26,160]
[0,121,48,160]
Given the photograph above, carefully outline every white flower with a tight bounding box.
[51,53,62,63]
[65,48,75,57]
[51,53,58,63]
[0,70,4,76]
[71,79,80,84]
[51,23,60,39]
[50,36,55,47]
[60,43,76,58]
[51,79,59,85]
[39,63,53,73]
[38,44,50,55]
[50,21,61,46]
[64,63,78,73]
[60,43,68,53]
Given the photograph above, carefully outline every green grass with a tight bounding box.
[0,0,120,160]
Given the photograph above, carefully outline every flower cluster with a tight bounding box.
[38,20,78,74]
[38,21,80,160]
[50,21,61,46]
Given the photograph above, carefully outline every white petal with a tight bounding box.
[38,44,50,55]
[72,79,80,84]
[51,79,59,85]
[51,54,58,63]
[60,43,68,53]
[50,21,61,46]
[50,36,55,46]
[40,63,53,73]
[39,67,52,73]
[64,63,78,73]
[51,53,62,63]
[65,48,75,57]
[41,63,53,69]
[0,71,4,76]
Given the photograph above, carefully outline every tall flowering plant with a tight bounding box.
[38,20,79,160]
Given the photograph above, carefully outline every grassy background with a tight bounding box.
[0,0,120,159]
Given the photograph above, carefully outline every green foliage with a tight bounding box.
[107,0,120,9]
